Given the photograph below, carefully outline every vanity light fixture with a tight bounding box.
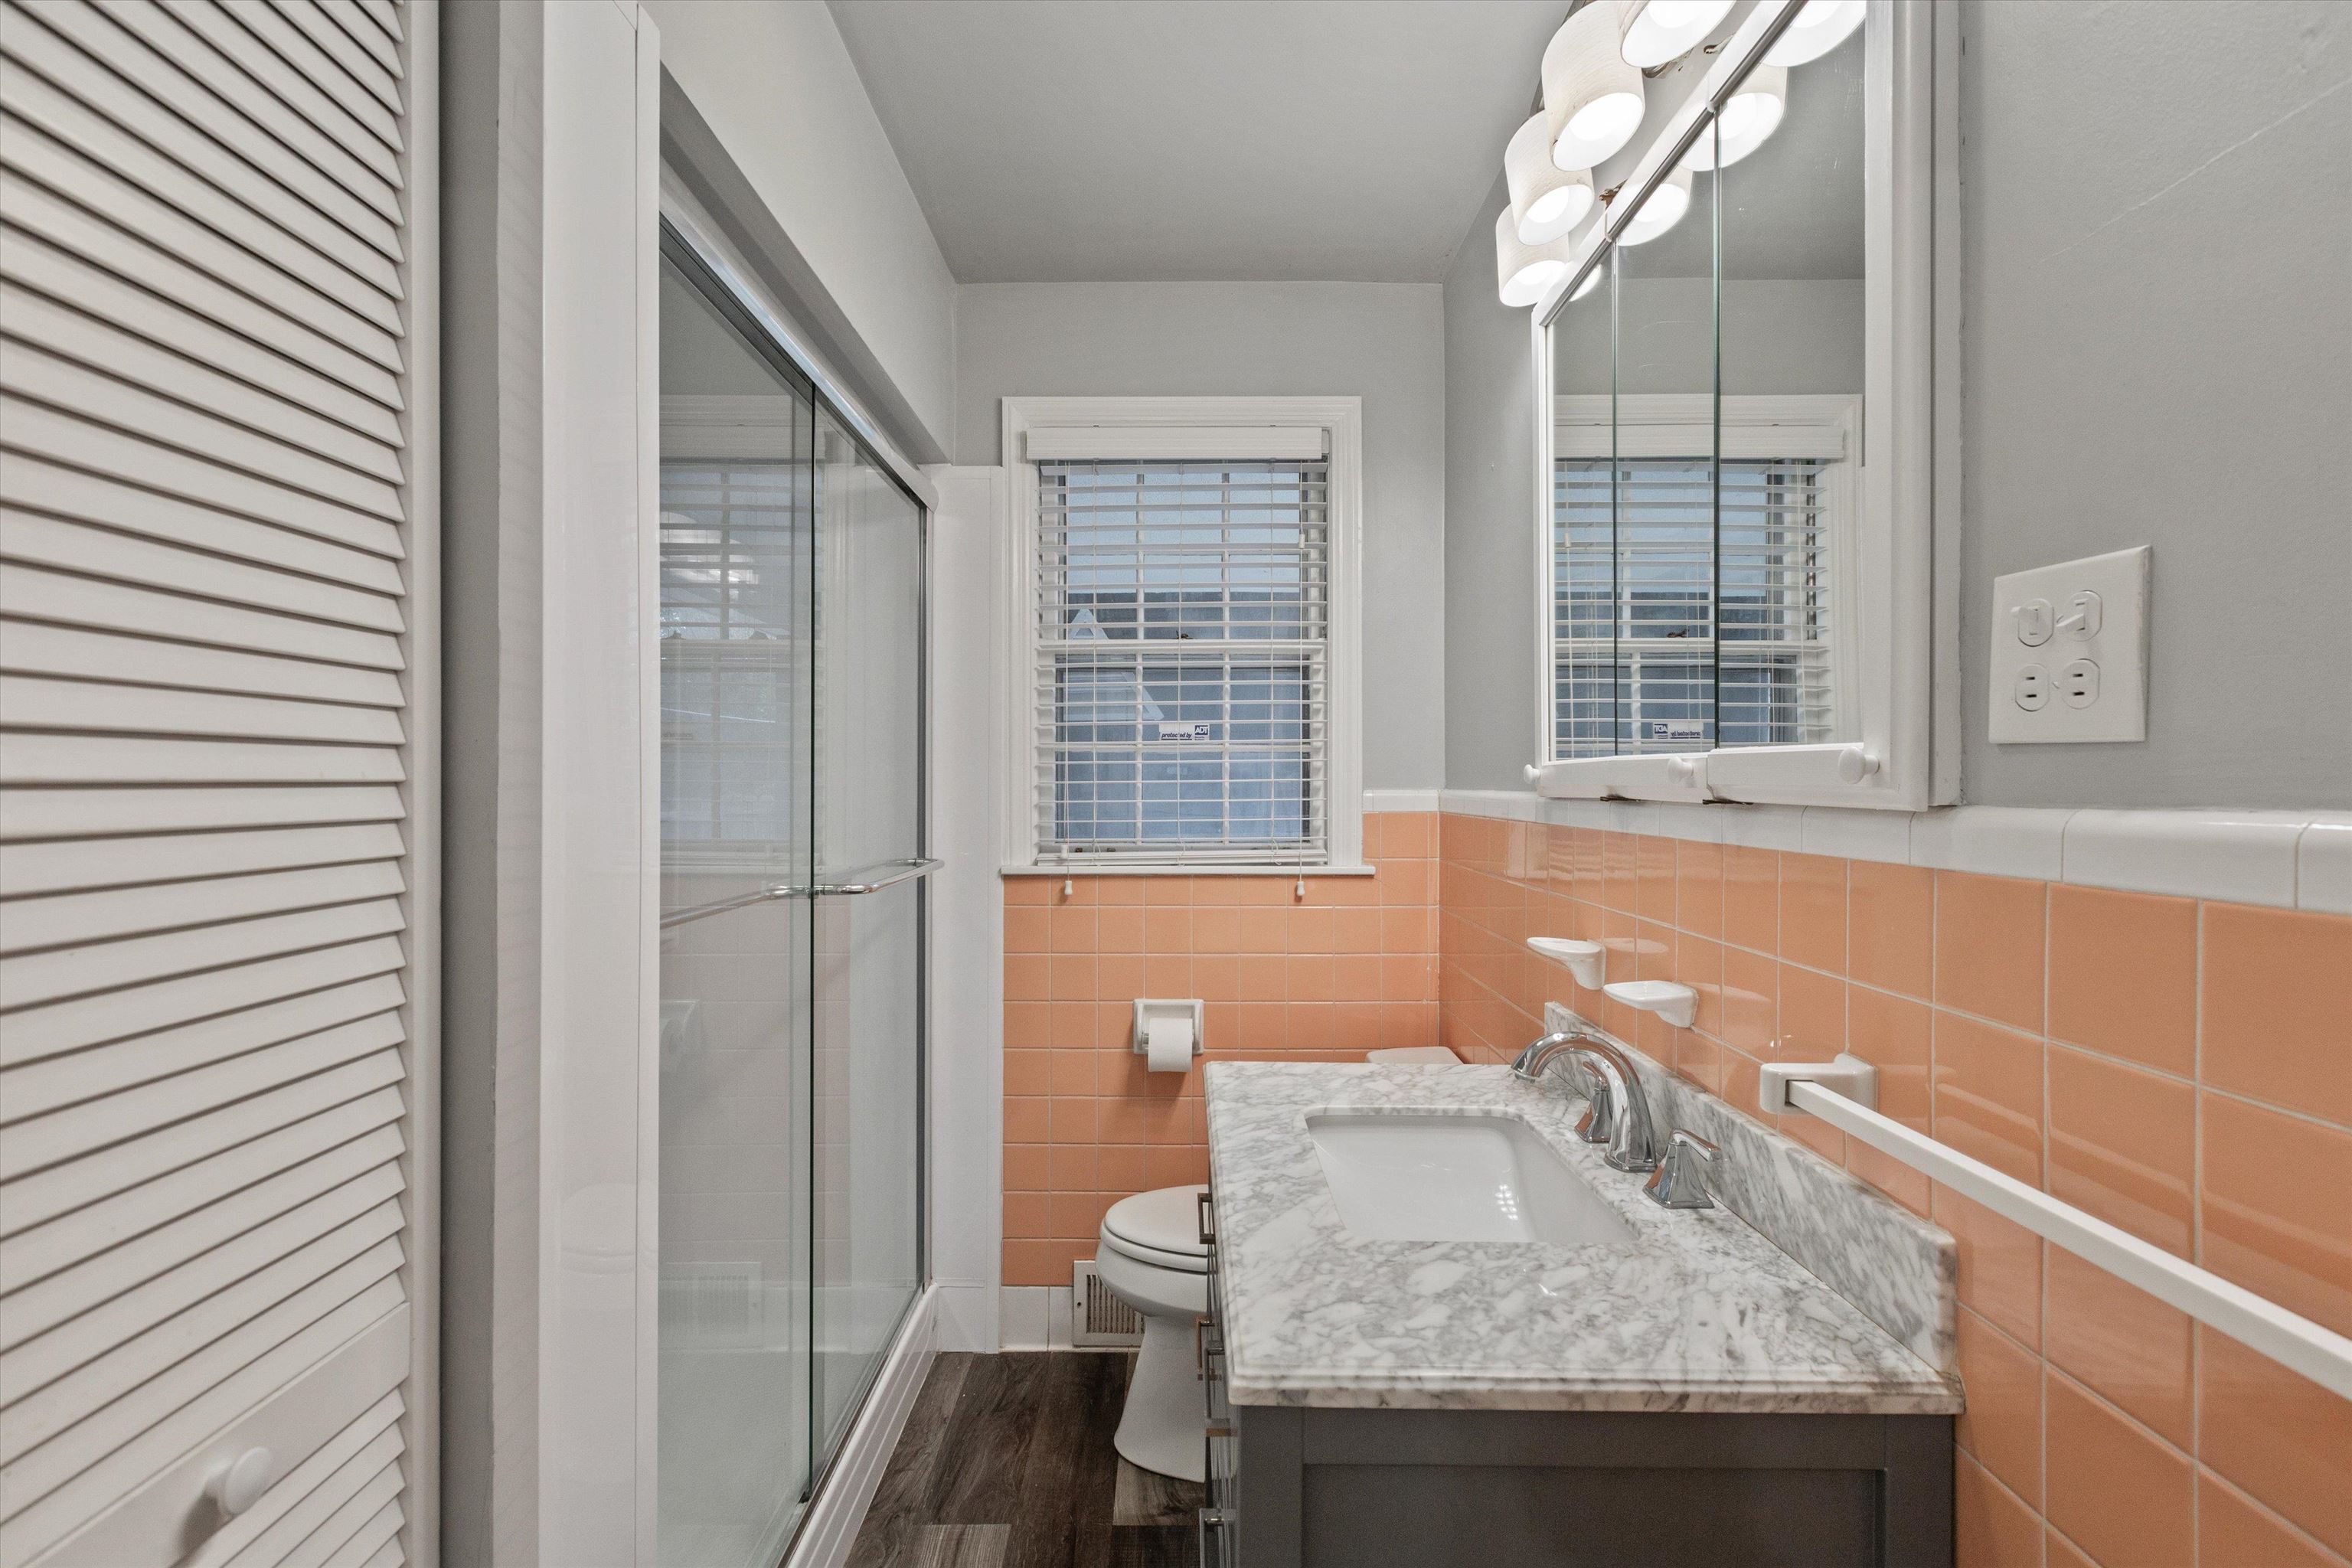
[1611,166,1692,245]
[1543,2,1645,172]
[1568,265,1604,302]
[1681,65,1786,170]
[1506,113,1598,244]
[1765,0,1866,67]
[1495,207,1570,306]
[1618,0,1736,69]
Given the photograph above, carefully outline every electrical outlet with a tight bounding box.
[1988,547,2148,744]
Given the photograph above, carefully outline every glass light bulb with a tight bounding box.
[1566,90,1642,146]
[1502,258,1567,308]
[1765,0,1864,66]
[1648,0,1705,25]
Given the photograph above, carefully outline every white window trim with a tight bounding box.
[998,395,1365,871]
[1529,0,1945,812]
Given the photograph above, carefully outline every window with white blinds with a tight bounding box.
[1554,455,1838,758]
[0,2,430,1565]
[1031,457,1331,864]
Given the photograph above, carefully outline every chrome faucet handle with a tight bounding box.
[1643,1129,1718,1210]
[1573,1078,1616,1146]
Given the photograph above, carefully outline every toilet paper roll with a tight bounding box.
[1145,1014,1194,1073]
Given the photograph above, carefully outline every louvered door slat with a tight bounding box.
[0,161,403,393]
[0,403,403,557]
[2,1226,403,1465]
[2,286,406,479]
[1,1107,402,1295]
[0,537,407,645]
[11,1,404,256]
[95,0,402,226]
[0,974,401,1122]
[0,861,406,956]
[0,625,407,707]
[179,1394,399,1568]
[0,1130,403,1349]
[0,822,406,898]
[302,1491,399,1568]
[0,1014,404,1175]
[305,0,397,82]
[2,344,405,522]
[0,0,424,1557]
[2,231,403,443]
[0,897,406,1011]
[1,121,404,376]
[0,738,407,791]
[207,2,400,152]
[0,55,402,316]
[262,0,400,111]
[150,2,399,189]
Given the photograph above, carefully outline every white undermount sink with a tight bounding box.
[1307,1112,1636,1248]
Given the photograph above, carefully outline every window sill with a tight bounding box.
[999,864,1376,878]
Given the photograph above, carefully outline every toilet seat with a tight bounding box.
[1099,1184,1210,1275]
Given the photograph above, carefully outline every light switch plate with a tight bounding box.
[1988,547,2149,744]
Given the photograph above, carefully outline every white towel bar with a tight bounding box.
[1782,1076,2352,1400]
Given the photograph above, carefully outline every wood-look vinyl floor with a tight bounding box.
[845,1352,1201,1568]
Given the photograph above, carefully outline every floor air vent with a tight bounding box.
[1072,1259,1145,1347]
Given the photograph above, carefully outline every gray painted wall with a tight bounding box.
[1959,0,2350,808]
[1442,1,2352,808]
[646,0,959,462]
[1443,172,1540,791]
[956,281,1449,790]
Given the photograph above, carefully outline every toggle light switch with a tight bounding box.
[2014,598,2053,646]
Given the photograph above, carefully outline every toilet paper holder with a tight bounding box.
[1132,998,1204,1057]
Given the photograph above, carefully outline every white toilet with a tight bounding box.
[1094,1047,1459,1481]
[1093,1183,1212,1481]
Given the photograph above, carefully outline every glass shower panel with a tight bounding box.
[655,254,816,1568]
[808,407,925,1465]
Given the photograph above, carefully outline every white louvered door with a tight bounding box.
[0,2,435,1566]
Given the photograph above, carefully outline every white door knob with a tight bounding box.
[207,1447,273,1518]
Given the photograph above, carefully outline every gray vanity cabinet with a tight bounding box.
[1200,1236,1954,1568]
[1217,1402,1952,1568]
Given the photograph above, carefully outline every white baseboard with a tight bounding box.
[782,1285,938,1568]
[998,1285,1052,1349]
[930,1279,998,1353]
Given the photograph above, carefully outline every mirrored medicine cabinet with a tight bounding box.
[1530,0,1941,811]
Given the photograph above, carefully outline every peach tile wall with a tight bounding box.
[1435,812,2352,1568]
[1001,812,1439,1287]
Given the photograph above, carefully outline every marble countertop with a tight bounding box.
[1204,1061,1962,1415]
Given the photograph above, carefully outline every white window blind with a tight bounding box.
[1031,457,1330,864]
[0,2,428,1565]
[1555,456,1834,757]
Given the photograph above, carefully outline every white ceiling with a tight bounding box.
[826,0,1568,284]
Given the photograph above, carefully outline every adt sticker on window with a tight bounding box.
[1645,720,1707,745]
[1158,721,1213,741]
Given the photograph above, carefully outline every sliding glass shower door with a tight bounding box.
[655,241,926,1568]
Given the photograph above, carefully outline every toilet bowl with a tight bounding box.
[1093,1184,1210,1481]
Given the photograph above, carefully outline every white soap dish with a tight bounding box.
[1526,936,1605,990]
[1602,979,1698,1029]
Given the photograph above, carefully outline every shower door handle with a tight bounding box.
[808,857,942,896]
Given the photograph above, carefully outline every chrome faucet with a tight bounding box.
[1512,1027,1663,1173]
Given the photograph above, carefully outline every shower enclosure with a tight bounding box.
[653,233,928,1567]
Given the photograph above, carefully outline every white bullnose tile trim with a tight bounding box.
[2298,820,2352,916]
[1363,789,1444,813]
[1433,791,2352,914]
[2060,810,2309,908]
